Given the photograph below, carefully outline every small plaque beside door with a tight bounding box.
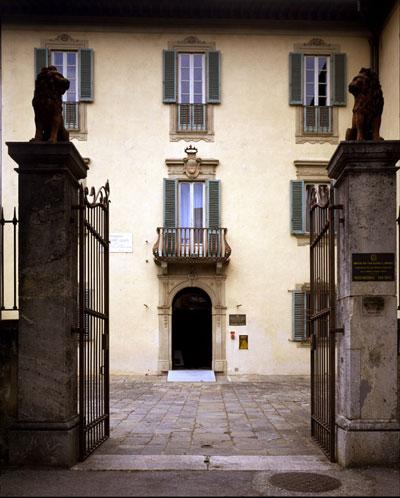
[229,314,246,326]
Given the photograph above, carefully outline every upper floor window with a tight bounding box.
[163,37,220,142]
[34,34,94,139]
[289,39,346,143]
[290,180,330,235]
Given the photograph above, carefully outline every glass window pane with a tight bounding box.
[180,54,190,67]
[194,82,203,94]
[194,68,203,81]
[319,96,327,106]
[193,183,204,228]
[67,67,76,79]
[305,56,314,70]
[306,71,314,84]
[67,52,76,65]
[318,71,327,84]
[180,94,190,104]
[306,96,315,106]
[180,183,190,227]
[318,57,327,71]
[193,54,203,67]
[181,68,190,81]
[53,52,63,66]
[181,81,190,94]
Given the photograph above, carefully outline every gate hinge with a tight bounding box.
[332,328,344,335]
[72,326,84,335]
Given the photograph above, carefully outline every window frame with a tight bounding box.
[41,33,90,140]
[292,39,342,144]
[178,181,206,228]
[167,37,216,142]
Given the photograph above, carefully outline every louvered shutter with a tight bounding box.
[331,53,347,106]
[292,291,306,341]
[207,180,221,228]
[163,50,176,103]
[290,180,305,234]
[207,180,221,257]
[207,51,221,103]
[79,48,94,102]
[289,53,303,105]
[163,179,177,257]
[34,48,49,78]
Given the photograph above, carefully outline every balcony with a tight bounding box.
[177,104,207,132]
[62,101,79,130]
[303,106,332,134]
[153,227,231,265]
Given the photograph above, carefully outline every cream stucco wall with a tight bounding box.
[380,1,400,139]
[1,23,371,375]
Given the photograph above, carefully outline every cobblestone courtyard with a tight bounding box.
[97,375,321,457]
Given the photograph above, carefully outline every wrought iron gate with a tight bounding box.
[77,181,110,461]
[309,185,340,462]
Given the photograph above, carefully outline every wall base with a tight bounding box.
[337,420,400,467]
[9,417,79,467]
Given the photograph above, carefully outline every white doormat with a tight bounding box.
[167,370,216,382]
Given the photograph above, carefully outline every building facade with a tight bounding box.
[1,0,399,375]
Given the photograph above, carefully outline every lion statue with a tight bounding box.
[31,65,70,143]
[345,67,384,141]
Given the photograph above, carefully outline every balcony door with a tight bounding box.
[179,182,205,255]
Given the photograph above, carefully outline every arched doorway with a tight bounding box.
[172,287,212,369]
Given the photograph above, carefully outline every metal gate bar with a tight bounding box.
[309,186,338,462]
[78,182,110,461]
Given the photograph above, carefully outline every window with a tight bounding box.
[163,37,220,141]
[292,289,311,342]
[177,54,206,131]
[303,55,331,133]
[51,51,79,130]
[179,182,205,228]
[289,40,346,143]
[34,35,94,139]
[290,180,330,235]
[162,178,221,257]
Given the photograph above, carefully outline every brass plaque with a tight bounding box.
[229,314,246,326]
[352,253,395,281]
[239,335,248,350]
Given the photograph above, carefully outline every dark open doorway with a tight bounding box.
[172,287,212,369]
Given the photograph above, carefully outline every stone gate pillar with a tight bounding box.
[7,142,87,466]
[328,141,400,466]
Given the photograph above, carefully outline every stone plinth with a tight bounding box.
[7,142,87,467]
[328,141,400,467]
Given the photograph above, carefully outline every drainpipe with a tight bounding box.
[369,32,380,76]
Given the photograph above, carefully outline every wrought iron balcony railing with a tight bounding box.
[153,227,231,264]
[177,104,207,132]
[303,106,332,134]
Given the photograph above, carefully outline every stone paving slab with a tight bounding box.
[100,374,320,458]
[72,454,331,472]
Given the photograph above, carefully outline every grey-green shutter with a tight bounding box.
[79,48,94,102]
[290,180,305,234]
[207,180,221,228]
[163,179,177,228]
[289,52,303,105]
[163,50,176,103]
[331,53,347,106]
[207,51,221,103]
[34,48,49,78]
[292,291,306,341]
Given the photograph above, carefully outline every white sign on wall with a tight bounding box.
[109,233,133,253]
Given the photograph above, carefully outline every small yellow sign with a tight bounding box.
[239,335,248,350]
